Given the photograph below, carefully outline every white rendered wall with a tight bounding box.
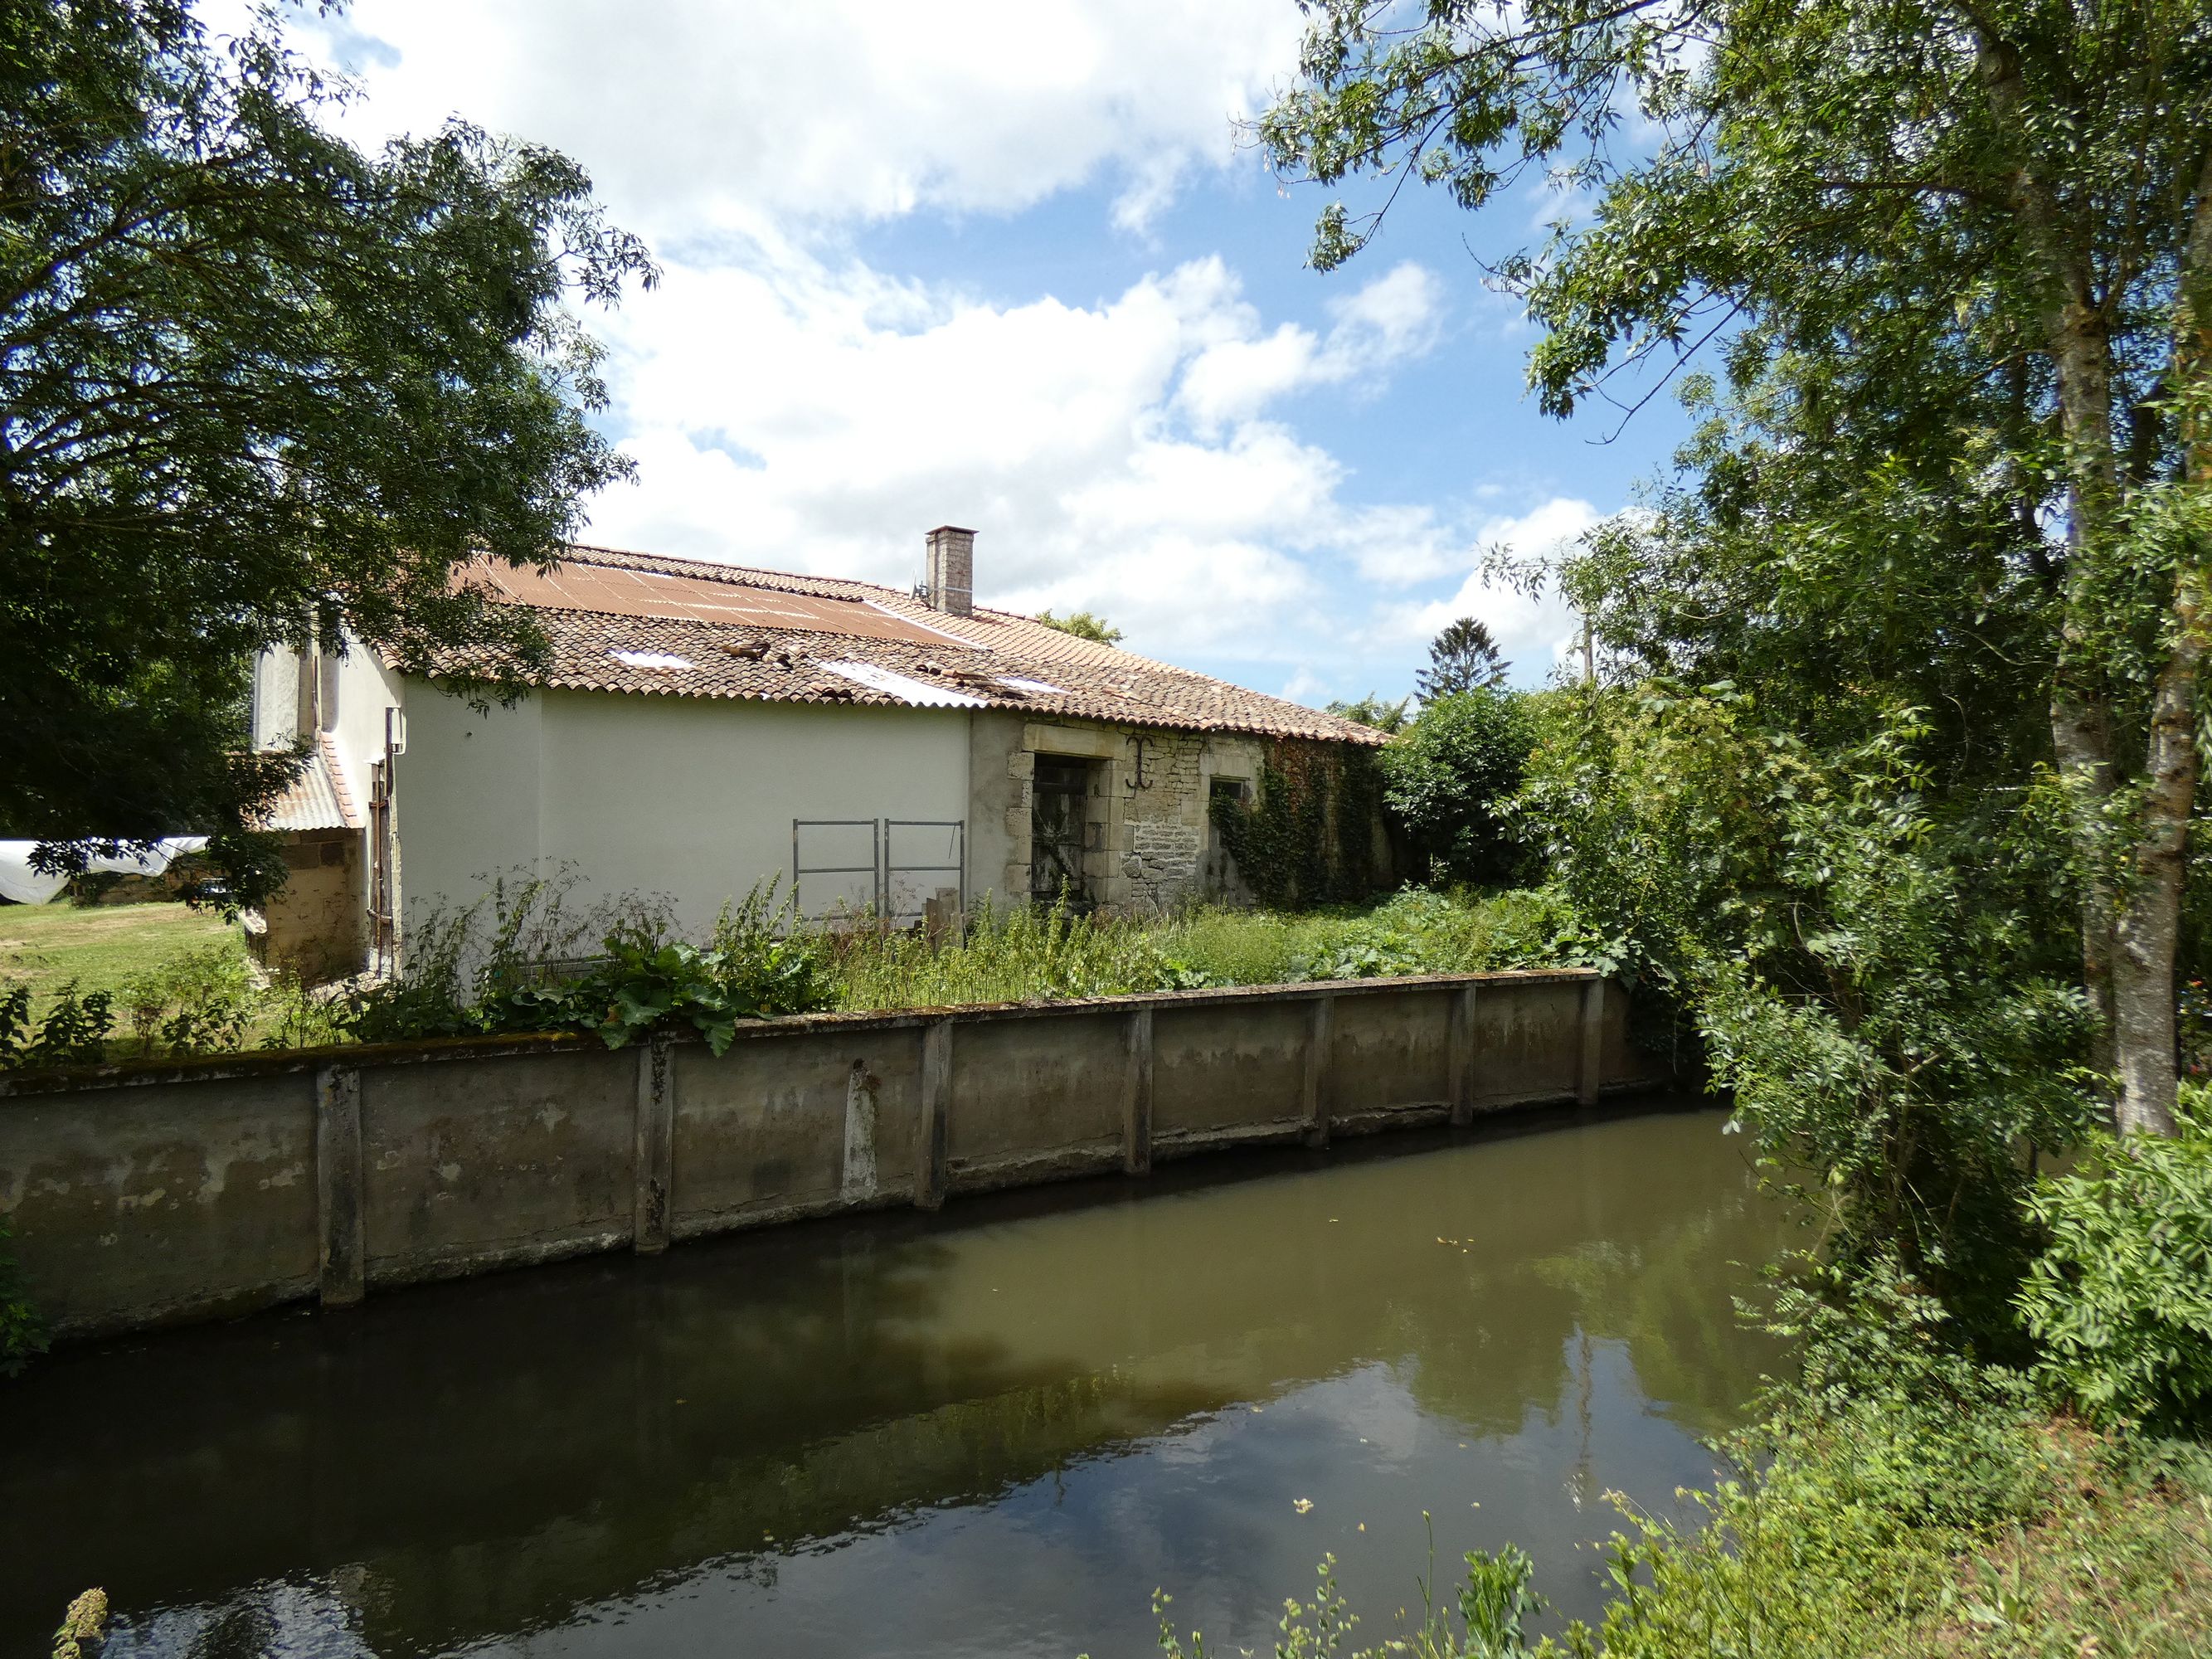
[393,685,971,944]
[245,636,403,810]
[327,642,406,810]
[391,687,543,935]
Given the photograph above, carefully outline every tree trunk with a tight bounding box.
[2104,152,2212,1137]
[1973,24,2146,1107]
[2124,151,2212,1136]
[2045,297,2130,1102]
[2109,592,2197,1138]
[2051,689,2119,1075]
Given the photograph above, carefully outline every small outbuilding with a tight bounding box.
[249,529,1388,978]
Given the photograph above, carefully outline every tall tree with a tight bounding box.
[1417,616,1510,698]
[1263,0,2212,1136]
[1,0,654,902]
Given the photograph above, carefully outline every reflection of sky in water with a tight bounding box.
[12,1105,1779,1659]
[510,1350,1728,1658]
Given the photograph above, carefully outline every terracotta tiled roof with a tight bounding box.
[424,544,1387,747]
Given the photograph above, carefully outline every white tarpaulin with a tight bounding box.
[0,838,209,906]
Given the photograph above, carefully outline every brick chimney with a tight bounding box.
[925,525,975,616]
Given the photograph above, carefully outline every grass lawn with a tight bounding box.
[0,900,247,1006]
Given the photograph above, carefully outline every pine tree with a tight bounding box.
[1416,618,1510,700]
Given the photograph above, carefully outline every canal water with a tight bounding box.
[2,1100,1782,1658]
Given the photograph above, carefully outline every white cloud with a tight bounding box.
[585,243,1471,660]
[1320,261,1447,372]
[286,0,1305,240]
[1175,260,1446,435]
[1372,498,1605,684]
[214,1,1615,703]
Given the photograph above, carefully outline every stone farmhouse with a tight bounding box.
[248,528,1388,979]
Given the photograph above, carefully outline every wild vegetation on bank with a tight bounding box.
[0,878,1586,1068]
[12,0,2212,1651]
[1175,1288,2212,1659]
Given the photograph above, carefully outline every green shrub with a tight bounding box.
[1522,690,2093,1335]
[1584,1270,2212,1659]
[834,896,1191,1011]
[3,947,344,1066]
[1143,1544,1544,1659]
[118,944,260,1057]
[510,911,831,1053]
[2020,1088,2212,1433]
[343,875,832,1049]
[1382,688,1537,886]
[1278,886,1583,981]
[340,870,613,1043]
[0,980,114,1068]
[7,879,1584,1057]
[828,888,1581,1013]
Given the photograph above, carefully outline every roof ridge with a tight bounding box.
[556,543,1246,684]
[556,543,901,603]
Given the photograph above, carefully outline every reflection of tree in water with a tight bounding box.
[1376,1126,1783,1445]
[3,1106,1780,1659]
[2,1214,1246,1658]
[178,1600,275,1659]
[1524,1199,1787,1443]
[1565,1326,1594,1511]
[112,1576,376,1659]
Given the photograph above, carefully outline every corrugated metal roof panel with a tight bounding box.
[262,735,362,832]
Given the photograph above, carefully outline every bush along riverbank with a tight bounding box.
[1206,0,2212,1637]
[1115,692,2212,1654]
[1131,1266,2212,1659]
[0,876,1597,1067]
[1113,679,2212,1656]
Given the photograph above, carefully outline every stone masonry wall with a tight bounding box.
[1120,732,1204,912]
[255,829,365,984]
[966,714,1263,914]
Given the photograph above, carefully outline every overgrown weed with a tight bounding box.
[1,881,1583,1062]
[832,886,1583,1013]
[341,872,829,1051]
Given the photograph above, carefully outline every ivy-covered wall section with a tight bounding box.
[1209,738,1393,909]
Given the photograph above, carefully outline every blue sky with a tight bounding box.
[262,0,1696,703]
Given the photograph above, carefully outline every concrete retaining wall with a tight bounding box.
[0,970,1665,1339]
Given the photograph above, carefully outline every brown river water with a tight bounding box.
[1,1098,1783,1657]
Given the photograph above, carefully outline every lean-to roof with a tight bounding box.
[261,734,362,832]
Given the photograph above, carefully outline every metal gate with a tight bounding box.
[794,818,965,925]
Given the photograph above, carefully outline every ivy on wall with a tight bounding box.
[1209,740,1387,908]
